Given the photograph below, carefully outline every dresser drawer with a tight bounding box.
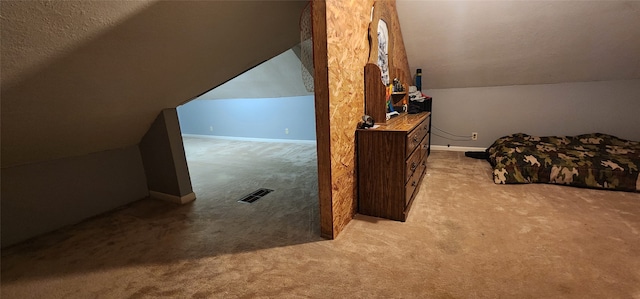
[419,133,430,158]
[405,172,419,207]
[406,119,428,156]
[421,114,431,133]
[405,144,424,183]
[405,156,428,206]
[357,111,431,222]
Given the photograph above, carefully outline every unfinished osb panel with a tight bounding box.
[368,0,411,92]
[324,0,370,237]
[314,0,411,238]
[323,0,375,237]
[364,0,412,122]
[388,4,411,93]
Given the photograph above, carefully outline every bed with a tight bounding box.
[487,133,640,192]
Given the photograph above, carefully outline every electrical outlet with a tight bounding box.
[285,128,289,135]
[209,126,213,132]
[472,132,478,141]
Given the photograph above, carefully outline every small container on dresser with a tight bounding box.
[356,111,431,221]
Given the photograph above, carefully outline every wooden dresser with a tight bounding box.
[357,112,431,221]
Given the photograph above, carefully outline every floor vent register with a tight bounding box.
[237,188,274,203]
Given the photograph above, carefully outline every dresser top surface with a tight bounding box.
[364,112,430,132]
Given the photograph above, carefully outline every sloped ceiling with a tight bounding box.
[1,1,308,168]
[397,1,640,89]
[4,1,638,167]
[0,0,157,88]
[195,48,313,100]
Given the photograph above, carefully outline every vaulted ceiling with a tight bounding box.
[209,0,640,97]
[397,0,640,89]
[1,1,307,167]
[2,0,639,168]
[195,49,313,100]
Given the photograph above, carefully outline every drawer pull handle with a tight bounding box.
[411,162,417,171]
[422,161,426,166]
[412,181,417,187]
[413,137,419,143]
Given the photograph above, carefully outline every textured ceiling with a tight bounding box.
[0,0,157,89]
[397,1,640,89]
[3,0,639,167]
[1,1,307,167]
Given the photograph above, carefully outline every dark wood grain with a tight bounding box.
[357,112,431,221]
[365,0,412,125]
[357,129,406,220]
[370,112,430,132]
[311,0,333,239]
[405,146,423,183]
[364,63,388,124]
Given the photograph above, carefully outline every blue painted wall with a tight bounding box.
[177,96,316,141]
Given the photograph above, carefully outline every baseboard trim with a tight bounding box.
[431,145,487,152]
[149,190,196,204]
[182,134,317,145]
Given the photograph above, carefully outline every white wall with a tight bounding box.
[427,79,640,148]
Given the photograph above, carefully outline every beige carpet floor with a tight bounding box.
[2,136,640,298]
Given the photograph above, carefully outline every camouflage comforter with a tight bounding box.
[487,133,640,192]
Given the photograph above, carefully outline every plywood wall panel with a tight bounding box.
[315,0,410,238]
[367,0,412,90]
[388,3,411,90]
[325,0,374,237]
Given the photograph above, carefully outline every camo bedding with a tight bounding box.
[487,133,640,192]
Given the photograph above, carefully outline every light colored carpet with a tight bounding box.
[2,138,640,298]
